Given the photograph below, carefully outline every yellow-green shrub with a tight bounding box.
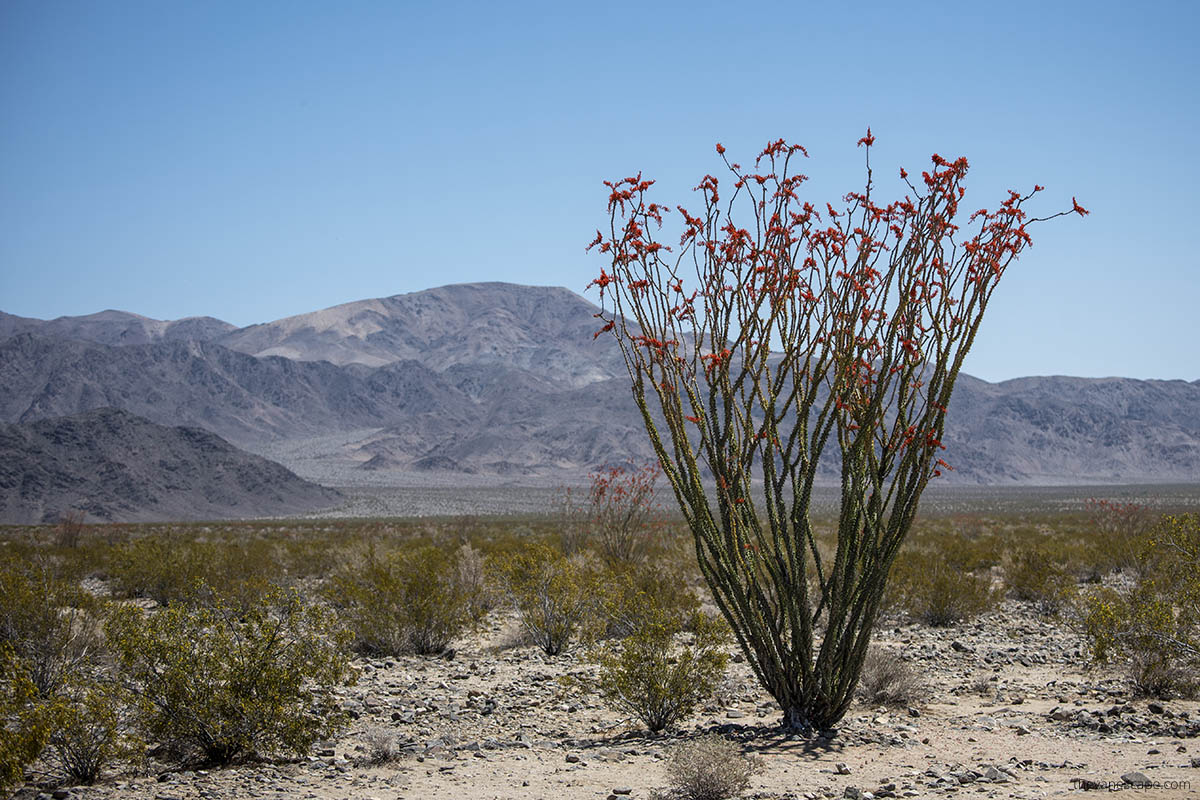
[45,678,141,785]
[106,586,355,765]
[590,605,728,732]
[889,556,995,627]
[0,648,49,795]
[1004,547,1077,615]
[1080,514,1199,698]
[327,544,481,656]
[493,543,600,655]
[0,559,101,697]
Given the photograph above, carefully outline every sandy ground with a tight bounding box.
[27,598,1199,800]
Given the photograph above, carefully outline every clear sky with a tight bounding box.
[1,0,1196,382]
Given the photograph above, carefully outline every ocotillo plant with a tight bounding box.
[587,133,1086,732]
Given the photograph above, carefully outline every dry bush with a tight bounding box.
[659,734,761,800]
[1004,547,1077,615]
[588,603,728,732]
[492,543,600,656]
[327,544,481,657]
[1080,514,1200,698]
[360,727,400,765]
[106,586,355,765]
[0,558,102,698]
[54,511,86,549]
[888,555,996,627]
[856,647,925,707]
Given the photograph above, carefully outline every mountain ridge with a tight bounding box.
[2,283,1197,486]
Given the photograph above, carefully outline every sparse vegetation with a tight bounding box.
[658,734,760,800]
[328,544,482,657]
[888,555,996,627]
[1081,513,1200,698]
[590,605,728,732]
[857,646,925,707]
[1004,546,1077,615]
[106,586,355,765]
[493,543,600,656]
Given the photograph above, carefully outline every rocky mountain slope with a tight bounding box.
[2,283,1197,485]
[0,408,341,523]
[0,309,234,346]
[215,282,627,386]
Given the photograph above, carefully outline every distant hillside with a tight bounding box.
[0,408,342,523]
[2,283,1198,486]
[216,282,627,387]
[0,309,234,346]
[0,333,471,445]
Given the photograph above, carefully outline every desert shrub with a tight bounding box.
[44,678,140,785]
[889,556,995,627]
[658,734,760,800]
[1086,498,1153,575]
[493,543,600,656]
[327,544,480,656]
[54,511,86,549]
[360,727,399,765]
[106,586,355,765]
[590,605,728,732]
[856,647,925,707]
[0,647,50,795]
[109,537,284,609]
[939,531,1004,573]
[600,560,701,639]
[1080,514,1200,698]
[1004,547,1077,615]
[0,559,102,697]
[454,542,497,617]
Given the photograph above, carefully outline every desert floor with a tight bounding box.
[47,600,1199,800]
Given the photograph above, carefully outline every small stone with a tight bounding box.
[1191,756,1200,768]
[726,709,745,719]
[612,789,633,796]
[1148,702,1165,715]
[907,707,920,718]
[836,762,852,775]
[1121,772,1152,787]
[1014,725,1032,736]
[950,640,970,653]
[843,788,863,800]
[565,753,581,763]
[982,766,1007,783]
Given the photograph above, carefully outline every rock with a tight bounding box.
[612,789,633,796]
[950,640,970,653]
[907,707,920,718]
[836,762,852,775]
[1014,725,1032,735]
[1191,756,1200,768]
[1121,772,1152,786]
[726,709,745,719]
[982,766,1007,783]
[565,753,581,763]
[843,788,863,800]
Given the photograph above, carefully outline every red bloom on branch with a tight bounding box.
[857,128,875,148]
[1072,197,1090,216]
[716,143,726,155]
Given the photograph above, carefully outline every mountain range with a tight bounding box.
[0,408,340,524]
[1,281,1196,521]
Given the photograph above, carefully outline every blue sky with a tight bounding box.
[1,0,1196,382]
